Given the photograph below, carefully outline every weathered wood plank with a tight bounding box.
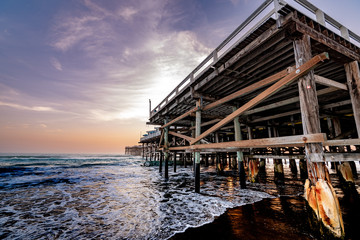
[171,133,326,151]
[190,52,329,145]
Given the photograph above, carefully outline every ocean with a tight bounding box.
[0,154,359,239]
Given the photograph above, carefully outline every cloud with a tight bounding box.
[50,57,63,71]
[118,7,138,21]
[0,101,56,112]
[46,0,213,123]
[50,15,103,52]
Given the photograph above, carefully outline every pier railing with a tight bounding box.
[149,0,360,119]
[140,129,161,142]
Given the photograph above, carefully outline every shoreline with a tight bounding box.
[171,194,360,240]
[170,196,314,240]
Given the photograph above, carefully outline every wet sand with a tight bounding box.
[171,196,314,240]
[171,195,360,240]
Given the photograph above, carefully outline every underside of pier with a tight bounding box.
[144,0,360,238]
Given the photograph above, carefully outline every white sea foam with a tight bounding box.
[0,155,277,240]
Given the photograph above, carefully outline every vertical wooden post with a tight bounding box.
[294,35,344,237]
[294,35,327,182]
[191,121,195,172]
[159,151,163,173]
[299,158,308,179]
[173,152,177,172]
[145,143,148,161]
[233,106,246,188]
[204,154,209,167]
[273,127,284,183]
[183,153,186,168]
[289,159,297,175]
[164,119,169,180]
[142,143,145,159]
[344,61,360,137]
[195,99,201,193]
[289,145,297,175]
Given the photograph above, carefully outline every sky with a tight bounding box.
[0,0,359,154]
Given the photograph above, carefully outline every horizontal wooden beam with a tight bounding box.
[168,131,195,143]
[321,99,351,109]
[170,133,326,151]
[248,154,305,159]
[190,52,330,145]
[252,110,301,123]
[324,139,360,146]
[248,153,360,162]
[314,75,348,90]
[323,153,360,162]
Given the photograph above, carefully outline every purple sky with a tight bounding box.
[0,0,359,153]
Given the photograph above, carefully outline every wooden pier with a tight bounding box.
[142,0,360,237]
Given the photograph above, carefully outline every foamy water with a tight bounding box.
[0,154,274,239]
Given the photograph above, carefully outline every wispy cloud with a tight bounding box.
[50,15,104,52]
[118,7,138,21]
[0,101,56,112]
[50,57,63,71]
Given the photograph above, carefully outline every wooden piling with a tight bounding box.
[173,152,177,172]
[159,152,163,173]
[164,119,169,180]
[195,99,201,193]
[274,159,284,183]
[294,35,344,237]
[299,158,308,179]
[233,106,246,188]
[289,159,297,175]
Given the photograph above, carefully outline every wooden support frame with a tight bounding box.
[160,67,292,130]
[190,52,329,145]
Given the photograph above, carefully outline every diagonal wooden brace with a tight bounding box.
[168,131,195,143]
